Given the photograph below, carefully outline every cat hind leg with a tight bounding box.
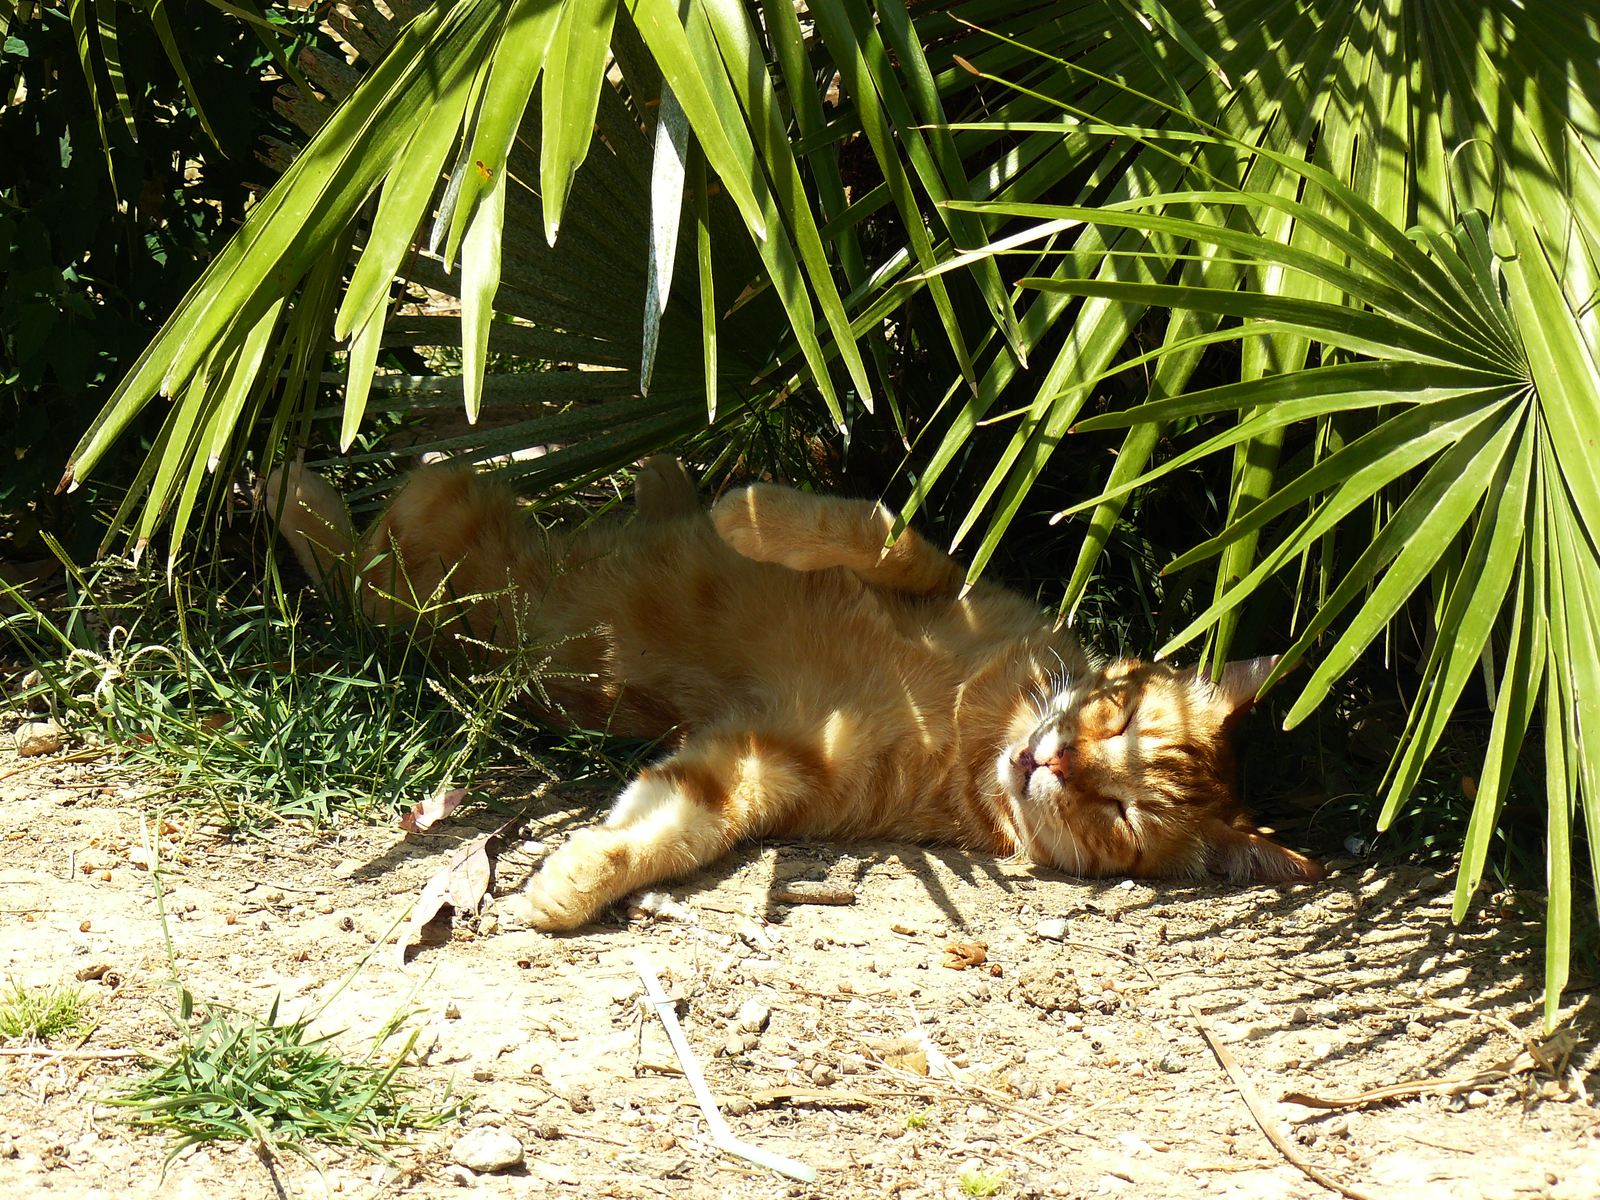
[505,727,822,930]
[634,455,699,523]
[712,483,963,595]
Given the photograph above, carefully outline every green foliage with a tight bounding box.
[0,546,564,829]
[0,0,319,556]
[0,979,90,1042]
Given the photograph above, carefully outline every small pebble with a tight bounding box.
[1290,1005,1308,1025]
[1466,1090,1489,1108]
[451,1128,523,1173]
[812,1063,838,1086]
[735,999,771,1033]
[1036,917,1068,941]
[14,719,63,757]
[445,1001,463,1020]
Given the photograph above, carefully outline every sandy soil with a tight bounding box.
[1,738,1597,1200]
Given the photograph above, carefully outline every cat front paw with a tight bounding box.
[506,830,620,931]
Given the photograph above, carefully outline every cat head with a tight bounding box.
[998,655,1324,884]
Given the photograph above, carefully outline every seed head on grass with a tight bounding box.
[958,1165,1006,1197]
[0,980,90,1042]
[108,989,464,1169]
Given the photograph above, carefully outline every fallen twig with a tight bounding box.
[636,952,815,1182]
[1014,1096,1116,1145]
[1282,1027,1576,1111]
[728,1087,884,1109]
[1067,939,1160,986]
[0,1047,148,1060]
[768,881,856,906]
[1281,1072,1509,1110]
[0,747,117,783]
[1188,1003,1380,1200]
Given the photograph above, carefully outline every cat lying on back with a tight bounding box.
[264,455,1322,930]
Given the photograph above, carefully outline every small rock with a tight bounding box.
[1016,963,1082,1013]
[14,719,63,757]
[1466,1090,1489,1108]
[1036,917,1068,941]
[811,1063,838,1086]
[722,1032,761,1057]
[735,999,771,1033]
[314,899,334,915]
[445,1002,462,1020]
[332,859,363,879]
[471,1067,494,1082]
[477,912,498,935]
[338,916,355,932]
[533,1122,561,1140]
[1290,1006,1308,1025]
[723,1096,755,1117]
[451,1128,523,1173]
[443,1164,476,1187]
[566,1088,594,1113]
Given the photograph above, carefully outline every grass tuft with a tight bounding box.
[0,980,90,1042]
[0,549,577,830]
[108,988,462,1167]
[957,1165,1005,1197]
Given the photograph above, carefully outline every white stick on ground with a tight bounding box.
[634,952,816,1183]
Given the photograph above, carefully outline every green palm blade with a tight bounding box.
[541,0,620,241]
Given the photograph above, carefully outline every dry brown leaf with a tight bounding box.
[942,941,988,970]
[398,787,466,834]
[396,833,494,967]
[872,1038,929,1077]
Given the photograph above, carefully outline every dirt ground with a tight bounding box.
[1,736,1597,1200]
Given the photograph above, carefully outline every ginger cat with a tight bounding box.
[264,456,1322,930]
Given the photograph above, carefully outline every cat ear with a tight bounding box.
[1204,818,1325,883]
[1195,655,1281,725]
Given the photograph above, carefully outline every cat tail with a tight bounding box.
[260,460,357,597]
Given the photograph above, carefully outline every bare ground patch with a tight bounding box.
[1,738,1596,1200]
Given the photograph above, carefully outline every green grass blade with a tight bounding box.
[146,0,220,150]
[96,0,137,142]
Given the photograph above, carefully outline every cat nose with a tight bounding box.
[1038,746,1076,779]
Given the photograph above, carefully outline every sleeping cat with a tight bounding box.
[264,455,1323,930]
